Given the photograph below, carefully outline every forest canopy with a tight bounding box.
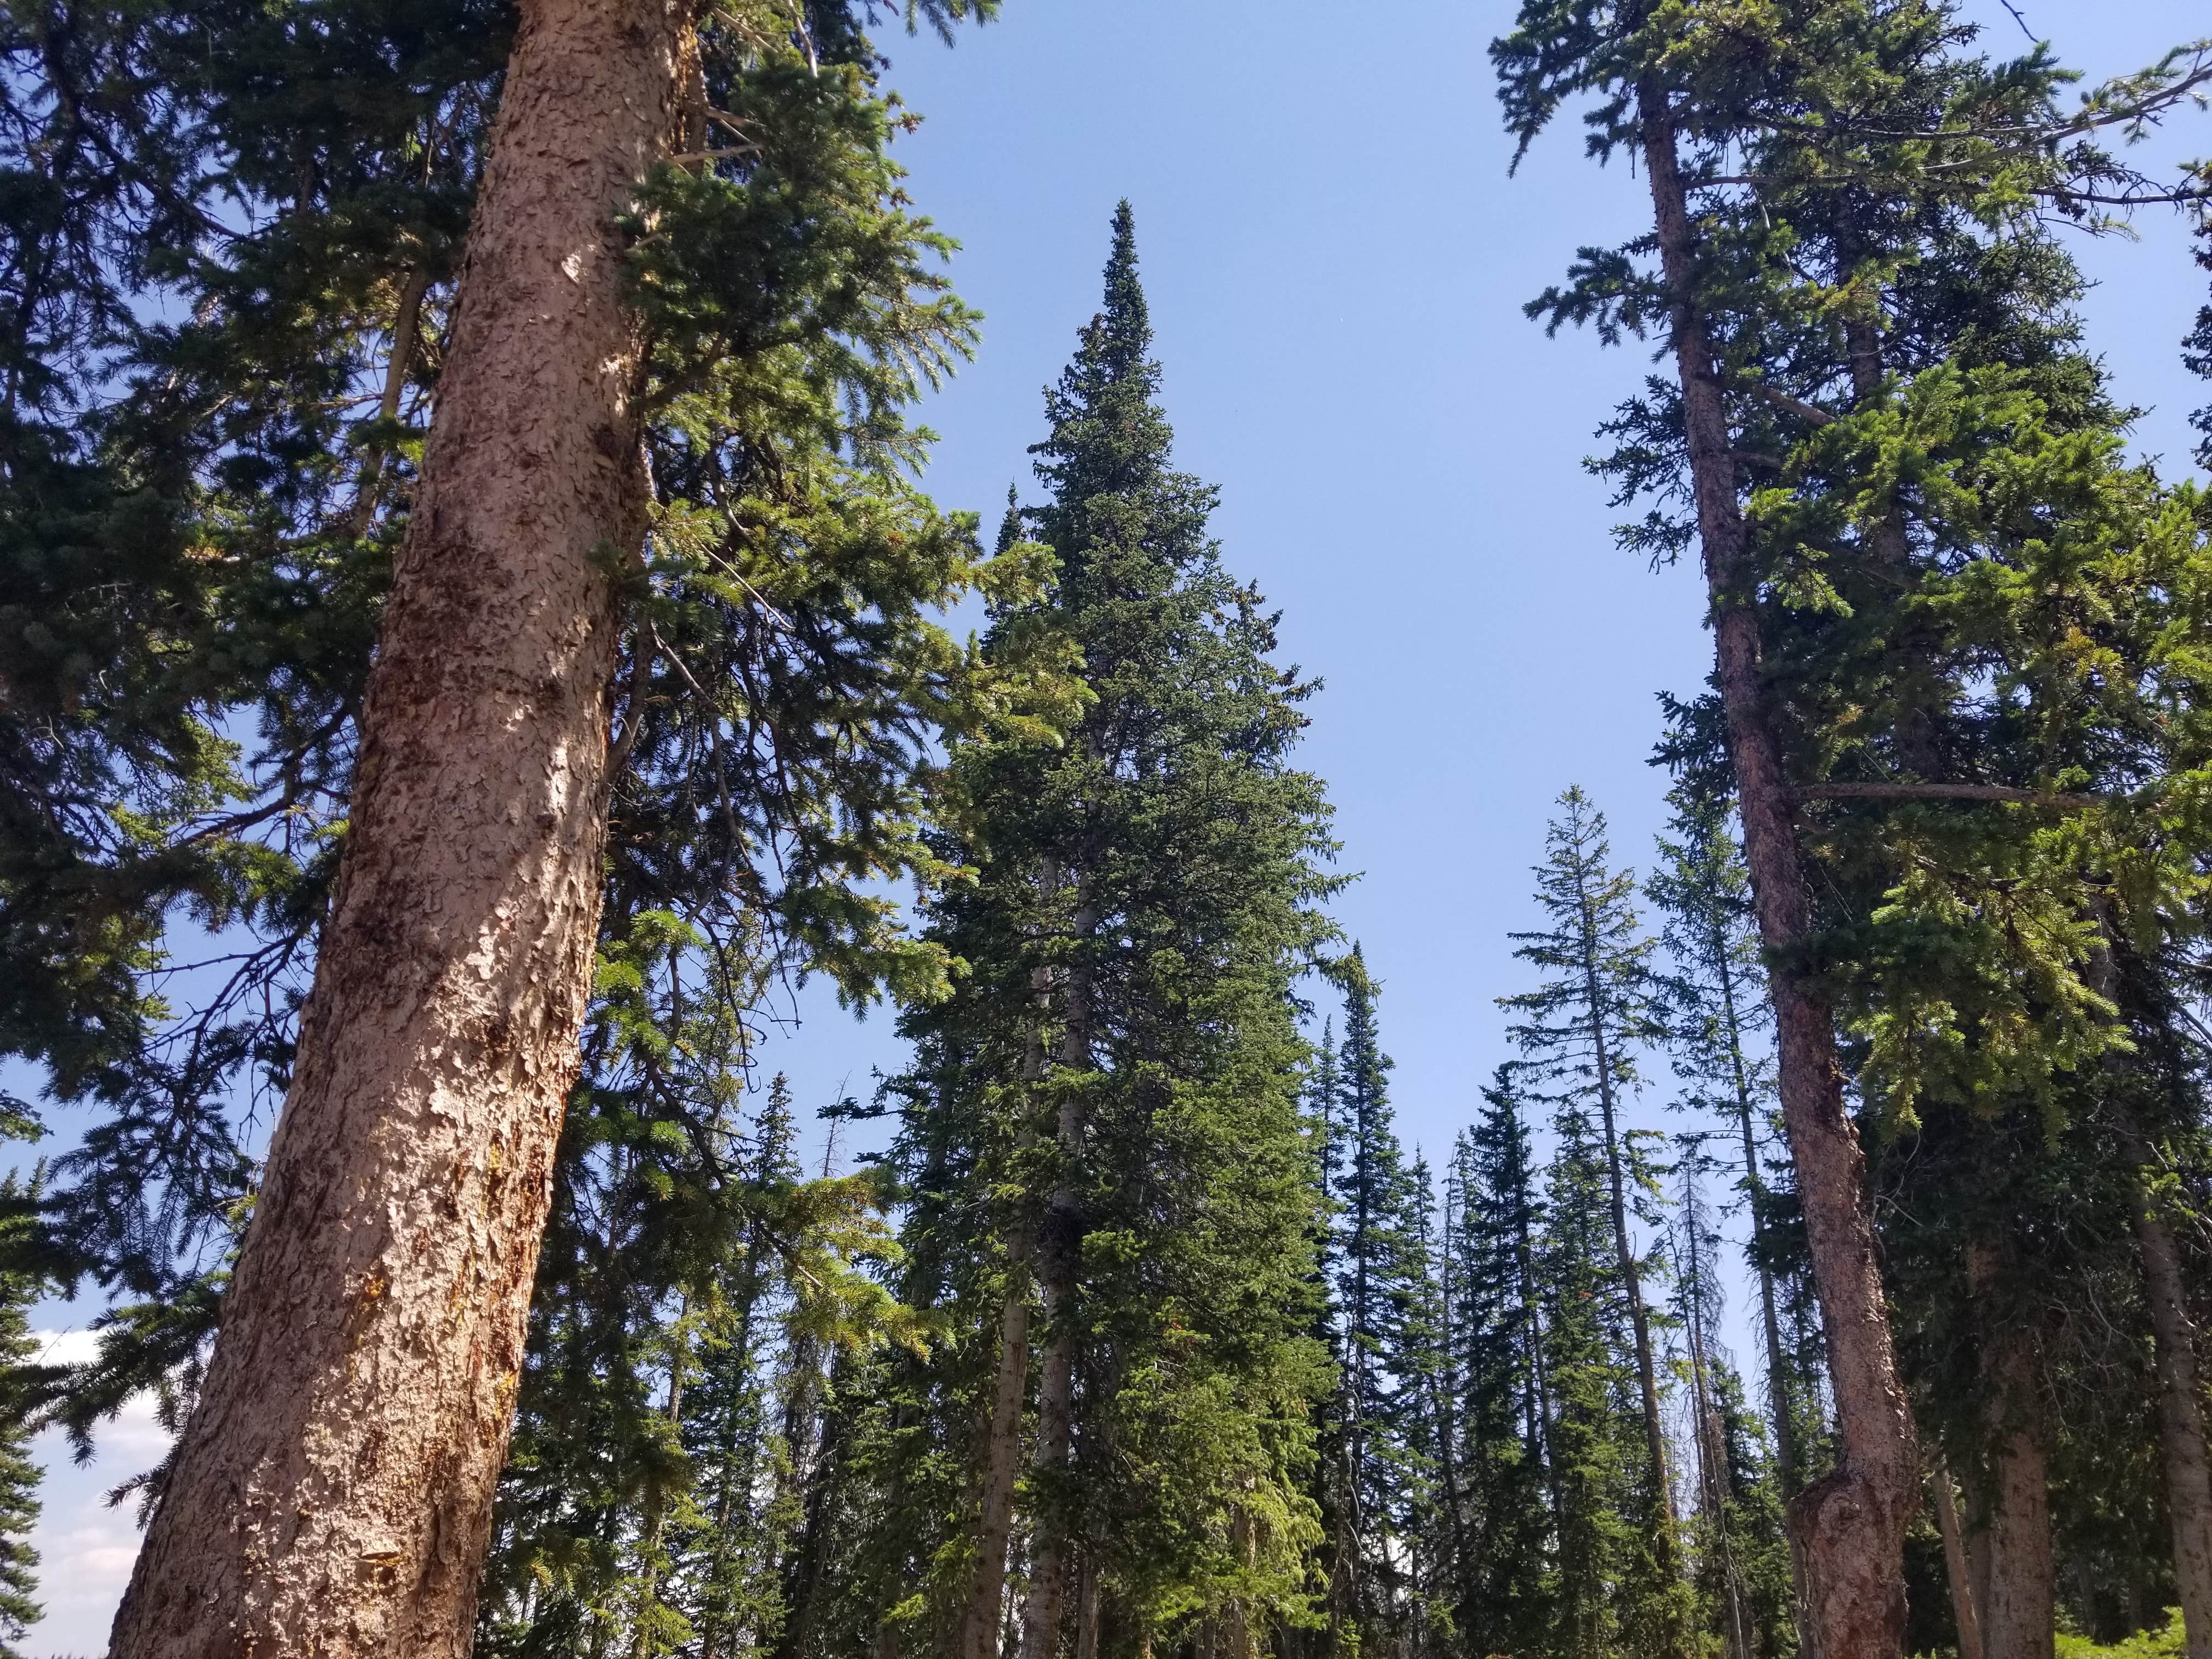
[3,1,2212,1657]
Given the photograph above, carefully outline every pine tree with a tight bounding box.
[1647,789,1820,1504]
[1492,7,2212,1649]
[870,203,1338,1659]
[1,2,1079,1644]
[1446,1067,1555,1659]
[1327,953,1437,1654]
[1500,785,1692,1656]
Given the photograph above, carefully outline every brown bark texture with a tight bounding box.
[2132,1176,2212,1659]
[1636,78,1920,1659]
[108,0,684,1650]
[1967,1246,2054,1659]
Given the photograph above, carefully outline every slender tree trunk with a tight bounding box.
[350,263,434,533]
[2085,912,2212,1659]
[966,1223,1036,1659]
[1515,1180,1564,1528]
[1967,1244,2053,1659]
[772,1358,849,1659]
[1074,1536,1103,1659]
[1682,1203,1750,1659]
[962,1022,1055,1659]
[1429,1188,1473,1615]
[1637,77,1917,1659]
[1578,946,1683,1615]
[1022,899,1094,1659]
[1589,1029,1675,1531]
[1714,933,1801,1496]
[1928,1454,1984,1659]
[109,2,685,1651]
[2131,1175,2212,1659]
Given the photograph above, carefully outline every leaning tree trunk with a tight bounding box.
[1928,1454,1986,1659]
[108,1,684,1651]
[1637,77,1918,1659]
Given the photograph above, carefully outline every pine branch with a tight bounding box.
[1791,782,2101,808]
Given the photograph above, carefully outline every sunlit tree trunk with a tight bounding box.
[109,1,685,1651]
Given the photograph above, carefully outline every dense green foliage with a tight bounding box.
[3,0,2212,1655]
[838,206,1338,1656]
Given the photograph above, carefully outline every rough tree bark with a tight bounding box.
[1637,78,1920,1659]
[108,0,686,1651]
[1966,1245,2054,1659]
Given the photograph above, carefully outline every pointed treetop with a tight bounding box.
[1098,199,1149,380]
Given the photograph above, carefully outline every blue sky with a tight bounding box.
[749,0,2211,1180]
[21,2,2212,1650]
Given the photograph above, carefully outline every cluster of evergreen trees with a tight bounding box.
[4,0,2212,1655]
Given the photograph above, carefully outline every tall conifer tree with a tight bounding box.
[1500,786,1691,1656]
[1325,953,1436,1653]
[1446,1067,1555,1658]
[873,204,1337,1659]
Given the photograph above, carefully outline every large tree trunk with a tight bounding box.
[1637,78,1918,1659]
[2131,1174,2212,1659]
[1967,1244,2053,1659]
[108,1,684,1651]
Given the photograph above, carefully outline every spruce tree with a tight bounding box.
[1492,6,2212,1647]
[1,3,1077,1643]
[1447,1066,1555,1659]
[1500,785,1691,1656]
[1647,789,1819,1501]
[1327,953,1437,1653]
[870,204,1337,1658]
